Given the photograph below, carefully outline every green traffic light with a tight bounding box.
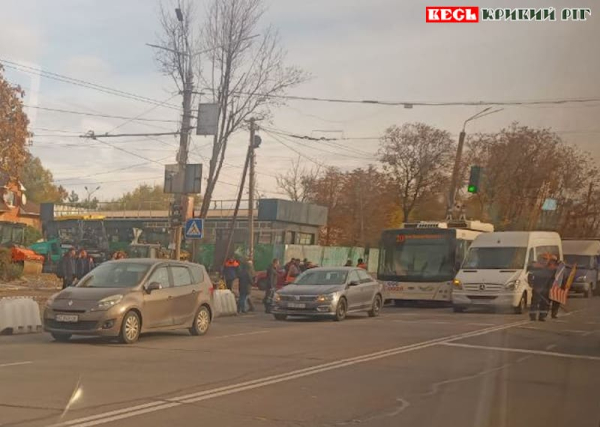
[467,185,477,193]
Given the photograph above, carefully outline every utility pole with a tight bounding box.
[248,118,257,262]
[172,7,193,261]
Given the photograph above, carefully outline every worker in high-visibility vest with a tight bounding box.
[222,257,240,291]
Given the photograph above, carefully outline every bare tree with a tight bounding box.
[379,123,455,222]
[275,156,319,202]
[197,0,306,216]
[155,0,305,217]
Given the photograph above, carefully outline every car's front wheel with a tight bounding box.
[333,298,347,321]
[119,311,141,344]
[51,332,72,342]
[190,305,211,336]
[368,295,382,317]
[514,293,527,314]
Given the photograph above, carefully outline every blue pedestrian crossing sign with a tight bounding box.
[185,218,204,239]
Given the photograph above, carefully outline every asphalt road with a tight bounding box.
[1,297,600,427]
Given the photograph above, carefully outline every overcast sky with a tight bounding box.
[1,0,599,203]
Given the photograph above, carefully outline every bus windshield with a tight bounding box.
[379,232,455,282]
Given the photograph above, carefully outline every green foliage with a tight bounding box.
[109,184,171,210]
[0,248,23,281]
[20,155,68,203]
[23,226,42,246]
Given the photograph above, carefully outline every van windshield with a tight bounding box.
[463,247,527,270]
[564,255,593,269]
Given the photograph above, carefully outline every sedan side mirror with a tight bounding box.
[348,280,360,287]
[146,282,162,293]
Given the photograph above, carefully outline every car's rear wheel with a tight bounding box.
[334,298,347,321]
[190,305,211,336]
[119,311,141,344]
[273,314,287,321]
[51,332,72,342]
[368,295,382,317]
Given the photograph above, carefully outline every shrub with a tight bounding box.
[0,248,24,281]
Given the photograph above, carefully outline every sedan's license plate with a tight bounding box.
[56,314,78,322]
[287,302,306,309]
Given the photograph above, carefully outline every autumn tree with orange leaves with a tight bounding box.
[0,65,30,179]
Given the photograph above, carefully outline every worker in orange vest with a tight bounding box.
[223,256,240,291]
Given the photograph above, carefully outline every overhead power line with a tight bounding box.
[22,104,180,123]
[0,58,181,110]
[198,89,600,108]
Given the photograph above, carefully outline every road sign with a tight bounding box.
[185,218,204,239]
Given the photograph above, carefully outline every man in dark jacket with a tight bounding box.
[528,254,558,321]
[76,249,95,280]
[264,258,280,313]
[237,260,254,314]
[58,249,77,289]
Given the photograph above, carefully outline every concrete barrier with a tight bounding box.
[0,297,42,334]
[212,289,237,317]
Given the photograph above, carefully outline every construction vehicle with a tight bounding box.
[0,221,44,274]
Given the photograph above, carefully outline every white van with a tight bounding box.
[562,239,600,298]
[452,231,562,313]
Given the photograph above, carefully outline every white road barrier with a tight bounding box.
[0,297,42,334]
[212,289,237,317]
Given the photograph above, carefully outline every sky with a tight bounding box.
[1,0,599,204]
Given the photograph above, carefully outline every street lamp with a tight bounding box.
[84,185,101,207]
[446,107,503,220]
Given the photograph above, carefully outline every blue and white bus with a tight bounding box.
[377,221,493,304]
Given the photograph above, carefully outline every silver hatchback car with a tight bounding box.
[271,267,384,321]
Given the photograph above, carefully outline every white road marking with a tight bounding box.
[442,342,600,362]
[467,322,495,326]
[0,361,32,368]
[213,330,268,339]
[582,330,596,337]
[564,329,588,335]
[546,344,557,350]
[48,320,529,427]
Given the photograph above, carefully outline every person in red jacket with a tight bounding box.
[357,258,367,269]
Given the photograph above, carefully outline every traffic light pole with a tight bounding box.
[248,118,256,262]
[446,130,466,220]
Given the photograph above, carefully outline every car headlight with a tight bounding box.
[452,279,462,290]
[45,295,57,308]
[94,294,123,311]
[316,293,335,303]
[274,293,281,302]
[576,276,587,282]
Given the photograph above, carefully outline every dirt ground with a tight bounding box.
[0,273,62,308]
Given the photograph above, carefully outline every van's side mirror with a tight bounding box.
[145,282,162,293]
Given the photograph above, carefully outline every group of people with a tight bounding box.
[528,253,573,321]
[344,258,367,269]
[56,248,96,289]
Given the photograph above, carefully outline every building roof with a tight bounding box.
[19,201,40,216]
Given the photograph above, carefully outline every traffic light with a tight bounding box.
[170,203,183,226]
[467,166,482,194]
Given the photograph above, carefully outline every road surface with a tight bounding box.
[1,297,600,427]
